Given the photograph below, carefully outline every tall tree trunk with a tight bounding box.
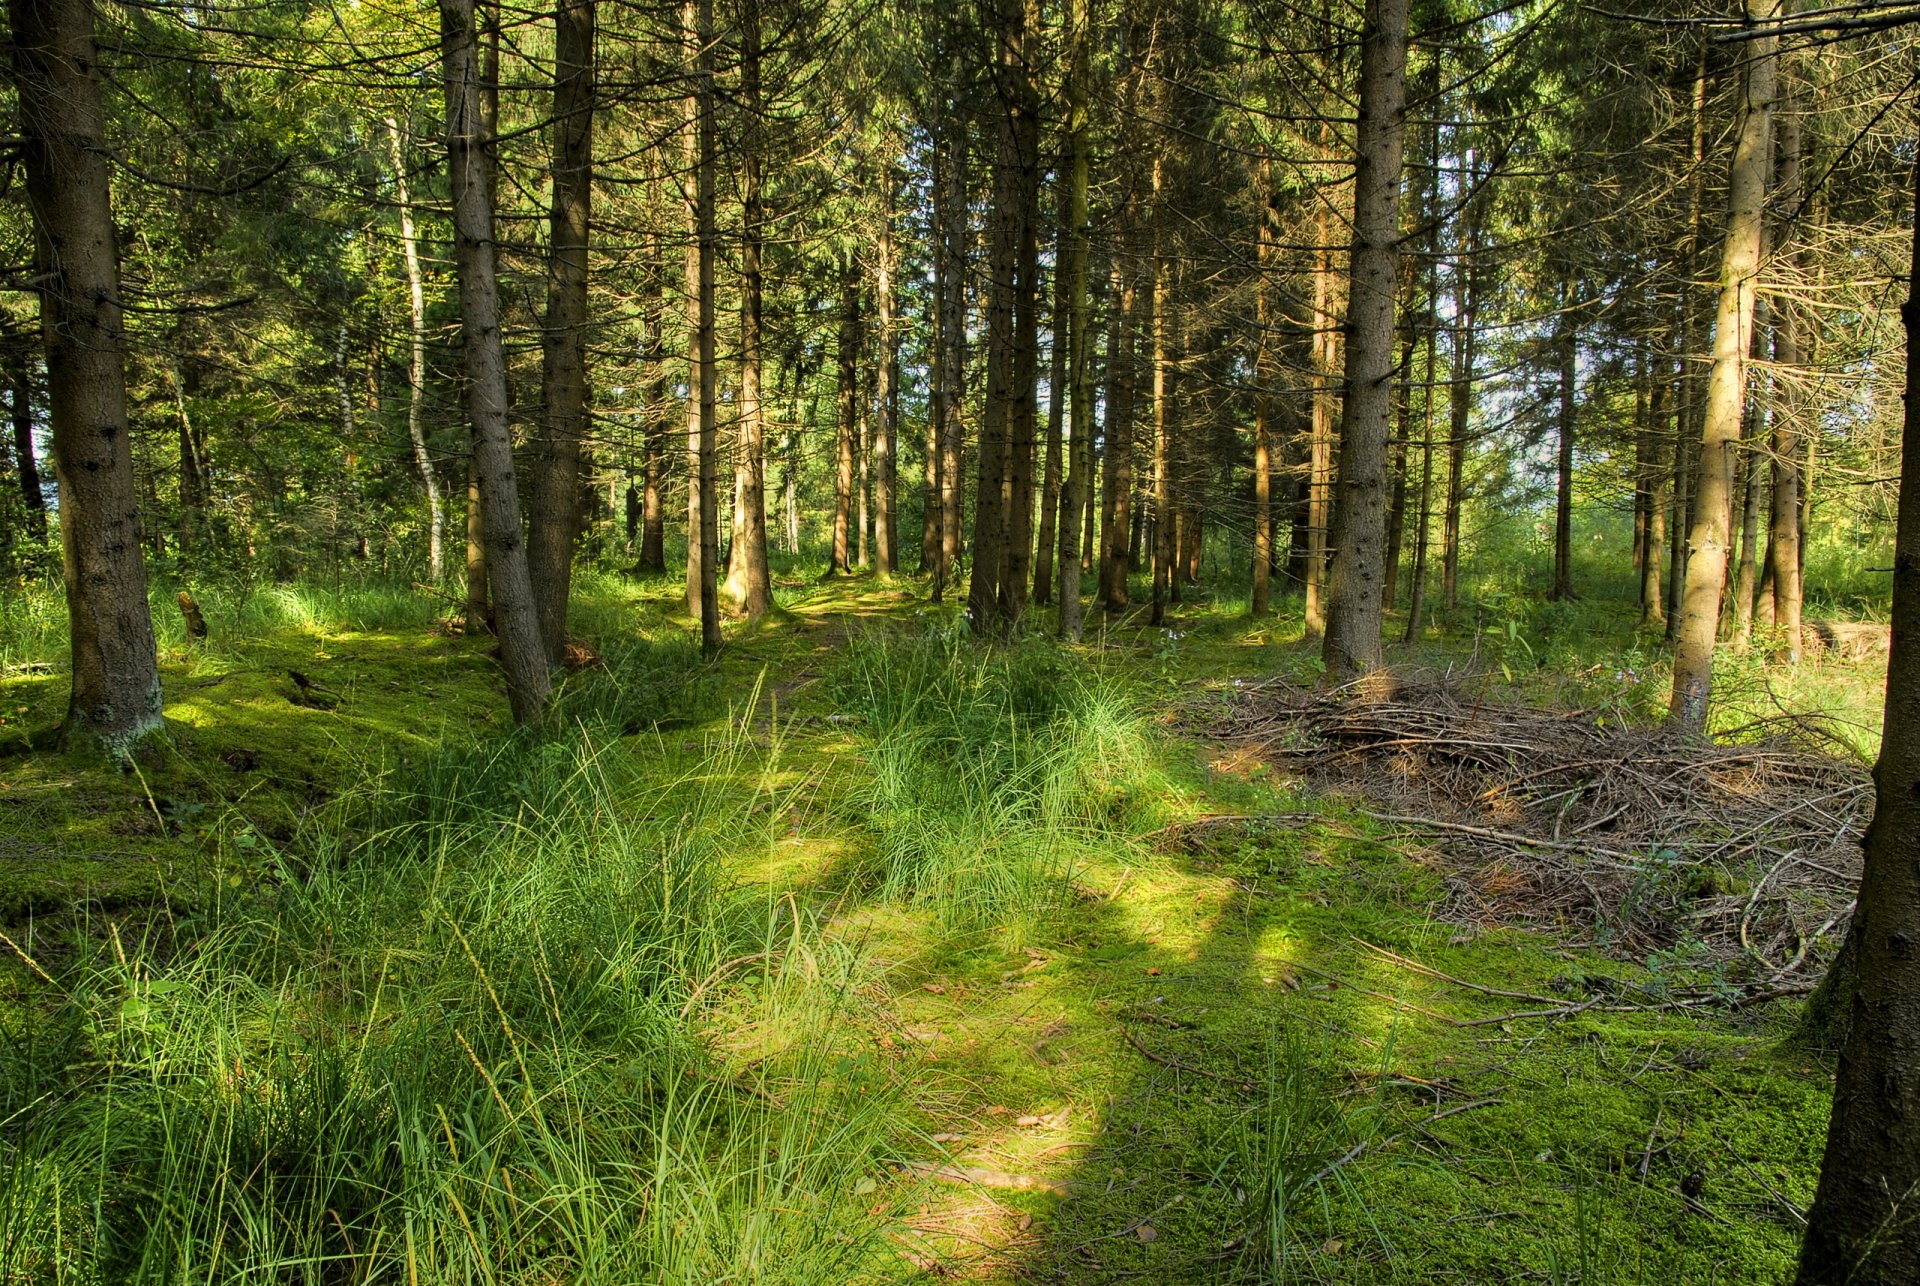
[682,0,720,652]
[723,0,772,618]
[639,242,667,572]
[1441,192,1478,613]
[1148,156,1173,628]
[1670,0,1776,728]
[442,0,551,723]
[1383,313,1414,611]
[1405,288,1436,643]
[971,0,1034,635]
[857,366,871,570]
[10,0,162,752]
[1668,50,1713,645]
[923,139,948,581]
[1772,69,1805,663]
[1321,0,1411,684]
[384,117,445,582]
[1057,0,1091,640]
[1305,154,1339,641]
[874,174,899,576]
[834,259,860,575]
[1552,288,1577,601]
[1794,121,1920,1286]
[1035,230,1067,606]
[1733,313,1770,647]
[1643,359,1669,626]
[937,117,968,599]
[1252,172,1277,617]
[999,0,1041,629]
[1102,250,1136,613]
[530,0,594,662]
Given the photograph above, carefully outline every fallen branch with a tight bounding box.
[1118,1023,1258,1090]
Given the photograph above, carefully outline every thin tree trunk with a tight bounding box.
[1000,0,1041,629]
[1671,0,1776,728]
[1102,246,1136,613]
[11,0,161,752]
[1148,156,1172,628]
[640,244,667,571]
[1794,119,1920,1286]
[1305,164,1338,641]
[529,0,594,662]
[1035,232,1067,606]
[1733,313,1769,646]
[1643,360,1669,626]
[1383,321,1413,611]
[723,0,772,619]
[465,455,489,629]
[1668,50,1712,645]
[1552,288,1577,601]
[1772,69,1805,663]
[1057,0,1091,639]
[384,117,445,582]
[1441,192,1478,613]
[682,0,720,652]
[857,367,871,570]
[1322,0,1411,684]
[874,174,899,576]
[937,117,967,599]
[834,259,860,575]
[442,0,551,723]
[1405,309,1436,643]
[1252,172,1277,617]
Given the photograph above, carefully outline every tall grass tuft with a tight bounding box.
[829,630,1156,927]
[0,716,900,1284]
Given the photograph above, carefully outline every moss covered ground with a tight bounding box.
[0,567,1870,1283]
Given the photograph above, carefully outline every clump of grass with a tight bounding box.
[829,630,1157,928]
[0,716,901,1283]
[1228,1026,1389,1281]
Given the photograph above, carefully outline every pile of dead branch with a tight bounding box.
[1204,679,1868,984]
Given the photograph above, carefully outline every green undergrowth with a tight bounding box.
[0,713,905,1284]
[0,570,1879,1283]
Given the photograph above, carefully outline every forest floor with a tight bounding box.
[0,568,1885,1283]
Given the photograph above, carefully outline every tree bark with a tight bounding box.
[530,0,594,661]
[384,117,445,583]
[1148,153,1173,628]
[1772,69,1805,663]
[998,0,1042,629]
[442,0,551,723]
[1794,117,1920,1286]
[1670,0,1776,728]
[1102,250,1136,613]
[874,173,899,576]
[1551,287,1577,601]
[1057,0,1091,640]
[1252,172,1277,617]
[834,259,860,575]
[1321,0,1410,684]
[10,0,162,753]
[723,0,772,618]
[639,242,667,572]
[682,0,720,652]
[1441,181,1480,613]
[1305,148,1340,642]
[1035,228,1067,607]
[1642,357,1669,626]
